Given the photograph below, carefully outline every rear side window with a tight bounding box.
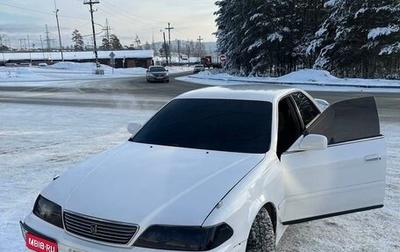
[291,92,320,126]
[306,97,381,145]
[132,99,272,153]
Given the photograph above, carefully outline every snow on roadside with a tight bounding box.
[0,62,193,84]
[180,69,400,92]
[2,62,400,92]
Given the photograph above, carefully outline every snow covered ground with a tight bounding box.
[179,68,400,93]
[0,63,399,251]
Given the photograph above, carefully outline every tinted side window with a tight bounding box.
[291,92,320,126]
[277,97,303,157]
[306,97,381,145]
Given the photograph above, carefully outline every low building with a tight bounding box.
[1,50,154,68]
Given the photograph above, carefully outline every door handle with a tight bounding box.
[364,154,382,162]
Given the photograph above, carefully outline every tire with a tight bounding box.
[245,207,276,252]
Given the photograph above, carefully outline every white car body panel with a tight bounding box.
[202,152,288,244]
[43,142,265,227]
[280,136,386,223]
[20,85,386,252]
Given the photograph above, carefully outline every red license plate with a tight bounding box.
[26,233,58,252]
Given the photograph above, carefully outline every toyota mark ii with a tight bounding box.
[20,85,386,252]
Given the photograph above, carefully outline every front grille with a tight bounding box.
[63,211,138,245]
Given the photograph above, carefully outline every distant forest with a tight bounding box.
[215,0,400,78]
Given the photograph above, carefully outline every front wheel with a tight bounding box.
[246,207,276,252]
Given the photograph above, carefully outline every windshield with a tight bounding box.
[131,99,272,153]
[149,67,166,72]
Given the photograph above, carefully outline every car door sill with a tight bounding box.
[282,204,383,225]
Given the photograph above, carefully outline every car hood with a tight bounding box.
[42,142,264,227]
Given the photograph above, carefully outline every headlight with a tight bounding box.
[33,195,63,228]
[134,223,233,251]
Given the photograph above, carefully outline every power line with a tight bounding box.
[100,0,161,27]
[0,2,88,22]
[0,2,53,16]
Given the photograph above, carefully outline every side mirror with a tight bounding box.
[298,134,328,151]
[127,122,142,135]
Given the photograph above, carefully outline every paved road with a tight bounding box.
[0,72,206,109]
[0,73,398,123]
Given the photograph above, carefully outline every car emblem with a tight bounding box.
[90,224,98,235]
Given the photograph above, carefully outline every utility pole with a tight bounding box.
[197,36,203,57]
[39,35,46,61]
[177,39,181,64]
[165,22,174,65]
[54,0,64,61]
[45,25,51,51]
[0,35,5,63]
[102,19,112,44]
[19,39,27,51]
[161,31,168,65]
[27,35,32,64]
[83,0,100,67]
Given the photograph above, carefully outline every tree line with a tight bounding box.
[72,29,155,51]
[71,30,207,59]
[215,0,400,78]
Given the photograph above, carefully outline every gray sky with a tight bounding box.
[0,0,218,49]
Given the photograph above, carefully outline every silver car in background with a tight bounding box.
[146,66,169,83]
[193,64,205,74]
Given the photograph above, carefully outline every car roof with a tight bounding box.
[175,84,302,103]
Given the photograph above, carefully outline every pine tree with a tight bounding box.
[110,34,123,50]
[71,29,84,51]
[101,34,122,50]
[311,0,400,78]
[364,1,400,77]
[215,0,327,76]
[100,38,111,50]
[144,42,151,50]
[215,0,400,77]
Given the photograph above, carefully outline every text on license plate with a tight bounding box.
[26,233,58,252]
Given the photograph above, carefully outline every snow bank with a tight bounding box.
[181,68,400,92]
[2,62,400,92]
[277,69,340,83]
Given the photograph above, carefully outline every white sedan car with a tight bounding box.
[20,85,386,252]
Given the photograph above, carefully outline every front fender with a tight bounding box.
[202,154,285,246]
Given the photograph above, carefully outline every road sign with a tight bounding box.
[219,54,226,62]
[109,52,115,59]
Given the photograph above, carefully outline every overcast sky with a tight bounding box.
[0,0,218,49]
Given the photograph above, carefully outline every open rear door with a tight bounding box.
[280,97,386,225]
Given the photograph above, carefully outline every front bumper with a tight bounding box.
[20,213,242,252]
[20,213,139,252]
[146,74,169,82]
